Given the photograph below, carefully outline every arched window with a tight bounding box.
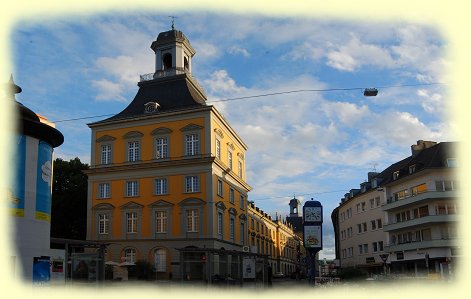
[124,248,136,263]
[163,53,172,70]
[154,248,167,272]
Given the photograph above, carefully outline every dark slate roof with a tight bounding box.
[91,74,207,124]
[151,29,195,53]
[375,141,456,186]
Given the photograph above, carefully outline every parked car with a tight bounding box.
[273,272,285,278]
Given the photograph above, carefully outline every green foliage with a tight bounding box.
[51,157,89,240]
[337,267,367,280]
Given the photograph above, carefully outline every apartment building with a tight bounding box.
[381,141,459,277]
[334,173,387,275]
[332,141,459,278]
[85,27,251,279]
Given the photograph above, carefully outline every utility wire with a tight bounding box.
[51,82,446,123]
[250,189,350,202]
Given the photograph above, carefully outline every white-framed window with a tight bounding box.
[124,248,136,263]
[218,212,223,235]
[154,248,167,272]
[101,144,112,165]
[240,222,245,245]
[229,188,235,203]
[227,150,233,170]
[240,195,245,209]
[238,160,242,178]
[216,138,221,159]
[187,209,199,232]
[230,218,235,240]
[185,176,199,193]
[126,181,139,197]
[98,183,110,199]
[128,141,140,162]
[217,179,223,196]
[155,137,168,159]
[98,214,109,234]
[126,212,138,233]
[185,134,199,156]
[155,211,167,233]
[154,178,168,195]
[369,198,374,209]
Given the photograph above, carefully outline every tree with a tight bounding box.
[50,157,89,240]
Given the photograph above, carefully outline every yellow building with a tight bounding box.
[247,202,304,277]
[85,27,251,279]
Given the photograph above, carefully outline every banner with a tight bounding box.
[35,141,53,222]
[10,135,26,217]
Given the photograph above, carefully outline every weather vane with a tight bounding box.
[168,16,177,30]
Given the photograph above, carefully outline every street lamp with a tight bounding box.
[364,88,378,96]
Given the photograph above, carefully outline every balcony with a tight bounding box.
[385,238,458,253]
[383,190,457,211]
[383,214,459,232]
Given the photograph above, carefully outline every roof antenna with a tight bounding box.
[168,16,177,30]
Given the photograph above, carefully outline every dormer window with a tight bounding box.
[446,158,457,168]
[144,102,160,113]
[393,171,400,180]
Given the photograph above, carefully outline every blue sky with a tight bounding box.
[9,11,455,259]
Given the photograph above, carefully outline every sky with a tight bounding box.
[7,9,457,260]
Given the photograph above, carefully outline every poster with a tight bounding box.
[10,135,26,217]
[35,141,53,222]
[33,256,51,285]
[242,257,256,279]
[304,225,322,249]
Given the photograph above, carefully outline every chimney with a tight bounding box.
[411,140,437,155]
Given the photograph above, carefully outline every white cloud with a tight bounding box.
[191,40,221,60]
[284,42,323,61]
[417,88,444,113]
[326,35,395,72]
[228,46,250,57]
[91,79,126,102]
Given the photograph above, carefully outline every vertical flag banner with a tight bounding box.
[10,135,26,217]
[35,141,53,222]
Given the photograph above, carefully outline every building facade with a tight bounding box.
[381,141,459,277]
[85,27,251,279]
[335,173,386,275]
[247,202,304,277]
[332,141,459,278]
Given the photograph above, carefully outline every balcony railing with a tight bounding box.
[383,214,459,232]
[384,238,459,253]
[383,190,457,211]
[139,68,206,96]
